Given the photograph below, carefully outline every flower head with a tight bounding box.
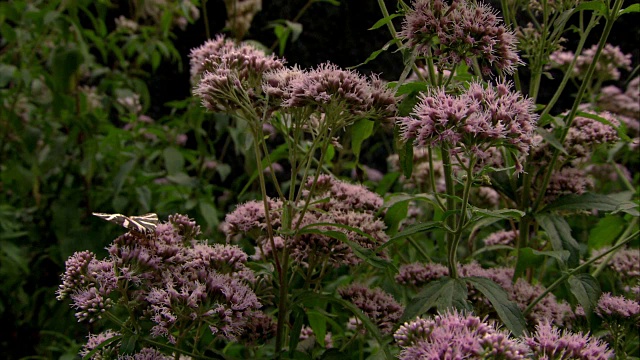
[194,39,284,113]
[524,321,613,359]
[394,310,529,359]
[398,80,537,158]
[401,0,521,75]
[338,284,404,334]
[596,293,640,319]
[263,63,396,126]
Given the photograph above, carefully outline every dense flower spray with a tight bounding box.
[394,310,529,359]
[524,321,613,359]
[400,0,521,75]
[338,284,404,334]
[224,175,388,268]
[57,214,262,356]
[398,80,537,164]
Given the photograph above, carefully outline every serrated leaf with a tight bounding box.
[351,119,374,162]
[401,277,470,322]
[536,214,580,267]
[465,277,526,337]
[568,273,601,316]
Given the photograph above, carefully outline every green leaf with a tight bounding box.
[468,207,525,223]
[515,247,570,279]
[399,140,413,179]
[52,48,83,92]
[350,38,398,68]
[369,13,402,30]
[395,81,431,96]
[163,147,185,175]
[351,119,374,162]
[306,309,327,347]
[541,193,639,216]
[619,3,640,16]
[536,214,580,267]
[379,221,442,252]
[574,0,608,15]
[119,333,138,354]
[465,277,526,337]
[285,20,303,42]
[536,127,568,155]
[384,200,408,236]
[588,215,625,249]
[401,277,470,322]
[113,158,137,194]
[375,172,400,196]
[568,273,601,316]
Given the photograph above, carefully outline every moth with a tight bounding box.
[92,212,159,235]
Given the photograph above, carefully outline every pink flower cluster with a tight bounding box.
[263,63,397,126]
[598,77,640,134]
[548,44,632,81]
[338,284,404,334]
[398,81,537,157]
[525,321,613,360]
[596,293,640,319]
[483,229,519,246]
[192,36,285,113]
[400,0,521,75]
[225,176,388,267]
[57,214,262,356]
[394,310,529,359]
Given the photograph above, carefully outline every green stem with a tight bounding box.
[531,0,623,212]
[523,229,639,316]
[448,155,476,279]
[440,145,458,278]
[201,0,211,40]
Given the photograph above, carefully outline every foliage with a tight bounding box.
[1,0,639,358]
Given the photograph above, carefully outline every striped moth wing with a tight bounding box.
[92,212,159,235]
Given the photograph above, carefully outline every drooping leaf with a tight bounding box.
[541,193,639,216]
[536,214,580,267]
[567,273,601,316]
[465,277,526,337]
[351,119,374,162]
